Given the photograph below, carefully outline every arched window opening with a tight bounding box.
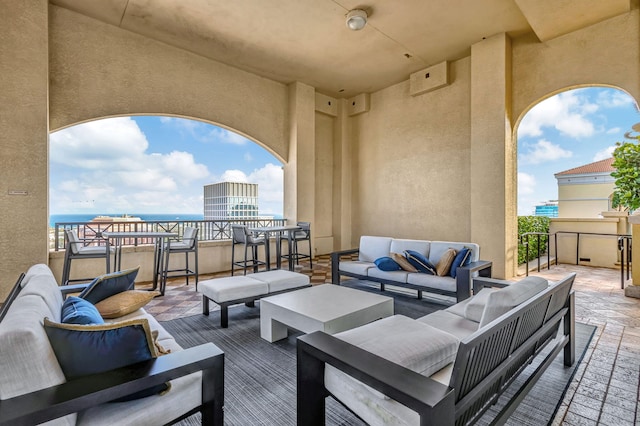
[49,115,284,226]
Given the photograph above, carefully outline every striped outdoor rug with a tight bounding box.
[163,280,594,425]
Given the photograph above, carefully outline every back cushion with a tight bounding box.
[0,294,66,400]
[358,236,393,262]
[430,242,480,264]
[479,276,549,327]
[390,239,430,258]
[19,272,65,320]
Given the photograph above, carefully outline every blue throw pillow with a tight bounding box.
[79,267,140,305]
[374,256,402,271]
[404,250,436,275]
[43,317,170,400]
[61,296,104,325]
[450,247,472,278]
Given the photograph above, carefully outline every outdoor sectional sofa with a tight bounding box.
[0,264,223,426]
[298,272,576,425]
[332,236,493,302]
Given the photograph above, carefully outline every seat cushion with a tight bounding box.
[332,315,459,377]
[339,260,376,276]
[479,276,548,327]
[367,268,409,283]
[417,310,480,340]
[325,315,459,426]
[198,276,268,302]
[406,273,456,293]
[250,270,310,292]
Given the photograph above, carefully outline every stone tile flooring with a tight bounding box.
[142,257,640,425]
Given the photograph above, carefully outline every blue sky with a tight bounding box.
[49,116,283,215]
[517,87,640,215]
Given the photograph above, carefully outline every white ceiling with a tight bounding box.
[50,0,631,98]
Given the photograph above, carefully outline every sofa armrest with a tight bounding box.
[59,283,91,297]
[297,331,455,426]
[0,343,224,426]
[472,276,513,293]
[331,248,359,284]
[455,260,492,303]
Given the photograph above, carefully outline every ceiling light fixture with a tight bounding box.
[346,9,368,31]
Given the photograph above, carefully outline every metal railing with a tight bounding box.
[520,231,632,288]
[52,218,287,251]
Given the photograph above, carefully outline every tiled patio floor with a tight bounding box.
[142,257,640,425]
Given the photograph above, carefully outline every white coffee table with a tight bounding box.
[260,284,394,342]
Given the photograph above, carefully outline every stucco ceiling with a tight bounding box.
[50,0,631,98]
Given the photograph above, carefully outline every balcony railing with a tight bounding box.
[520,231,632,288]
[52,218,287,251]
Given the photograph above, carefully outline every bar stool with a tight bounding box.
[279,222,312,268]
[231,224,266,275]
[61,229,113,285]
[163,226,199,290]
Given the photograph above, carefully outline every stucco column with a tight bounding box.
[470,33,516,279]
[626,214,640,297]
[0,0,50,298]
[284,82,316,225]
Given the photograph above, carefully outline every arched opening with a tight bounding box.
[49,115,284,223]
[515,86,640,270]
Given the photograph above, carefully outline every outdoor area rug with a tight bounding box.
[162,280,595,425]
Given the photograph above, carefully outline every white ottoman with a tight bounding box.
[200,270,311,328]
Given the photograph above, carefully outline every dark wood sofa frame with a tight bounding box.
[331,248,493,302]
[297,273,576,426]
[0,283,225,426]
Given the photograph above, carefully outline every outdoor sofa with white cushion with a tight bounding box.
[0,264,223,425]
[331,236,493,302]
[298,273,576,426]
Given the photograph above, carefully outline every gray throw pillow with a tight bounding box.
[478,276,548,327]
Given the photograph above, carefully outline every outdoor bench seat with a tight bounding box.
[297,273,576,426]
[332,236,493,303]
[0,264,224,426]
[200,269,311,327]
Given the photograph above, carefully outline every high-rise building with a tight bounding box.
[534,202,558,218]
[204,182,259,220]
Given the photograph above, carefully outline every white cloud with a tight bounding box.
[50,117,211,213]
[518,91,596,139]
[216,164,283,214]
[212,128,249,145]
[50,117,149,168]
[220,170,249,183]
[597,90,635,108]
[606,127,621,134]
[519,139,573,165]
[518,172,536,195]
[593,146,615,161]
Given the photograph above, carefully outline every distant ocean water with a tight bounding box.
[49,213,283,227]
[49,213,204,227]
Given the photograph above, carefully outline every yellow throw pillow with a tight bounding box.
[95,290,160,319]
[391,252,418,272]
[435,248,457,276]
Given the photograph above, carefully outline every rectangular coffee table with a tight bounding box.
[260,284,394,342]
